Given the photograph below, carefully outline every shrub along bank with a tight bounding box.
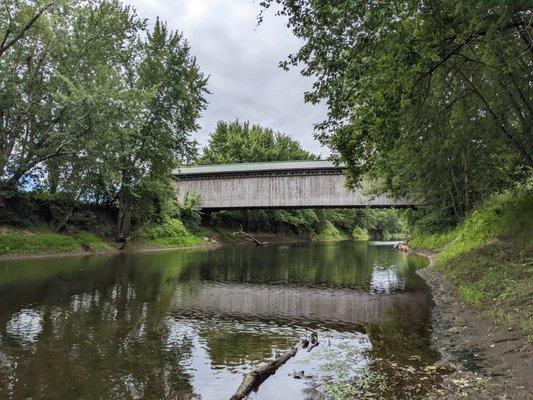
[409,185,533,338]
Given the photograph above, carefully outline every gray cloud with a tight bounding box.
[125,0,329,157]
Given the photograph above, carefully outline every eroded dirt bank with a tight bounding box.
[415,253,532,399]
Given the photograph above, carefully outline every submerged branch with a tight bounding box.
[229,333,319,400]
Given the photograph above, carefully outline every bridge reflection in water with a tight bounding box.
[171,281,428,329]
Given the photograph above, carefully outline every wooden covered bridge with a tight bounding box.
[173,160,414,211]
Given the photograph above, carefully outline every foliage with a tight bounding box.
[0,1,207,239]
[0,228,110,255]
[311,220,348,241]
[0,191,117,236]
[198,119,317,164]
[137,217,202,248]
[261,0,532,228]
[177,194,202,230]
[210,208,319,234]
[410,184,533,263]
[351,227,370,241]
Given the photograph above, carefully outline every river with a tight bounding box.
[0,241,439,399]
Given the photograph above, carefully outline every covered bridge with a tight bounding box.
[173,160,414,211]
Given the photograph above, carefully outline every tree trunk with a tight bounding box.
[0,134,16,181]
[117,183,132,242]
[238,225,266,246]
[230,334,318,400]
[47,161,60,194]
[55,191,83,232]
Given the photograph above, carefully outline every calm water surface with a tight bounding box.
[0,241,437,399]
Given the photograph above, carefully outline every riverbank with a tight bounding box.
[409,187,532,338]
[406,187,533,399]
[412,251,533,399]
[0,192,407,259]
[0,226,324,260]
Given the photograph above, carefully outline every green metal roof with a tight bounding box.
[173,160,343,176]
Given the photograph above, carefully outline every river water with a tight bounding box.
[0,241,439,399]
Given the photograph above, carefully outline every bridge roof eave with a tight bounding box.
[173,160,344,177]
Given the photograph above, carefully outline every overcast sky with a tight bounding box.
[125,0,329,157]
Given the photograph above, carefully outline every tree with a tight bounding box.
[0,0,139,190]
[1,1,208,240]
[198,120,317,164]
[111,17,207,240]
[0,0,55,60]
[261,0,532,226]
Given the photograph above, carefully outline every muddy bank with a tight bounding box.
[414,252,532,399]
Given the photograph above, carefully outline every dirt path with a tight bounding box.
[415,252,532,399]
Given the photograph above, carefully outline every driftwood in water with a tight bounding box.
[230,333,320,399]
[307,331,319,352]
[229,346,298,400]
[394,241,409,252]
[235,225,266,246]
[307,340,319,352]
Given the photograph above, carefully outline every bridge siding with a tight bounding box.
[175,173,412,209]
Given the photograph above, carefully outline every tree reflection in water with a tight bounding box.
[0,241,436,399]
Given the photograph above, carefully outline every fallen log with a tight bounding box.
[307,340,319,352]
[235,225,267,246]
[229,346,298,400]
[394,241,409,252]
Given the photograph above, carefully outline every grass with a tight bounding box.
[312,221,351,241]
[0,217,205,256]
[383,230,407,240]
[410,186,533,338]
[0,228,111,255]
[136,217,203,248]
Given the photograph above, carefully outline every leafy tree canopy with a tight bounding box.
[198,120,318,164]
[261,0,532,227]
[0,1,208,238]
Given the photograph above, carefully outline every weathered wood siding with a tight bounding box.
[175,173,413,209]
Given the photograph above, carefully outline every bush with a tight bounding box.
[178,194,202,230]
[312,221,349,241]
[352,227,370,240]
[137,217,201,247]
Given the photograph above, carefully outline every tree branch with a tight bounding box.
[456,68,533,166]
[0,3,53,59]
